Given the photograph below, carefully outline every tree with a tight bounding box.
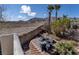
[0,5,6,29]
[54,5,60,20]
[47,5,54,34]
[74,17,76,20]
[63,14,67,19]
[0,5,5,21]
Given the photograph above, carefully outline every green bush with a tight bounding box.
[54,41,77,55]
[51,18,71,37]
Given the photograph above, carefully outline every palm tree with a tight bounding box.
[54,5,60,20]
[47,5,54,34]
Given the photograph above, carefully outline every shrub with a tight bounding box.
[72,25,78,29]
[54,41,77,55]
[51,18,71,37]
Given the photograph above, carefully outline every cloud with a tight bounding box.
[17,15,26,20]
[18,15,23,19]
[44,14,47,16]
[20,5,36,17]
[28,12,36,17]
[20,5,31,14]
[17,15,31,21]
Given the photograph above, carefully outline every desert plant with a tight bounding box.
[54,41,77,55]
[72,25,78,30]
[51,18,71,37]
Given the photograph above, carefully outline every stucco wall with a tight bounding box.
[13,33,24,55]
[19,25,45,44]
[0,34,13,55]
[0,23,46,55]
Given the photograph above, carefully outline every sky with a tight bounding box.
[1,4,79,21]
